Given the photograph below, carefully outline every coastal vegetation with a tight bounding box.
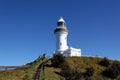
[0,54,120,80]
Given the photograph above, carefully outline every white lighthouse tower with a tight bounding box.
[54,18,68,53]
[54,17,81,56]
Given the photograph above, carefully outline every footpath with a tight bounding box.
[32,59,50,80]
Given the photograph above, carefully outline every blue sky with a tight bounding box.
[0,0,120,65]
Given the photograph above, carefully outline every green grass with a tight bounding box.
[44,61,65,80]
[0,56,118,80]
[66,56,112,80]
[44,56,115,80]
[0,58,44,80]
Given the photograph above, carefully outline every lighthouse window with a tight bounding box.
[57,22,64,26]
[60,42,62,46]
[65,37,66,39]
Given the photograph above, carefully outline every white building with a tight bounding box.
[54,18,81,56]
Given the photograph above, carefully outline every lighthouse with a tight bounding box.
[54,17,81,56]
[54,18,68,53]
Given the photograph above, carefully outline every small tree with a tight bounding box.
[84,67,94,80]
[102,61,120,79]
[51,53,82,80]
[99,57,110,67]
[61,68,82,80]
[41,53,46,60]
[51,53,65,68]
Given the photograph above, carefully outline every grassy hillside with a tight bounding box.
[44,56,120,80]
[65,57,110,80]
[0,57,44,80]
[0,56,120,80]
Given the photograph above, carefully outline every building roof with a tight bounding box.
[58,17,65,22]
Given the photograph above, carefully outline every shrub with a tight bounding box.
[61,68,82,80]
[102,61,120,79]
[51,53,82,80]
[84,67,94,80]
[51,53,65,68]
[41,53,46,60]
[99,57,110,67]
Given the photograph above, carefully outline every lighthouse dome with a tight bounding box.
[54,17,68,33]
[58,17,65,22]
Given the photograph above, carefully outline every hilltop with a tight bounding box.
[0,55,120,80]
[0,56,45,80]
[44,54,120,80]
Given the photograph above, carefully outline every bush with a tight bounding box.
[51,53,82,80]
[84,67,94,80]
[99,57,110,67]
[61,68,82,80]
[41,53,46,60]
[102,61,120,79]
[51,53,65,68]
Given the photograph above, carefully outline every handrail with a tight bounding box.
[0,65,29,70]
[0,66,28,68]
